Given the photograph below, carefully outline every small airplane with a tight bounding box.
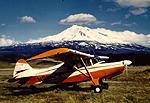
[8,48,132,93]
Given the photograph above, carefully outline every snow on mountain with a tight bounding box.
[0,38,17,46]
[27,25,150,47]
[93,28,150,47]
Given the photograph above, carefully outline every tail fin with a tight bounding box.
[13,59,32,77]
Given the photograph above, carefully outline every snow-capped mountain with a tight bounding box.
[0,25,150,65]
[27,25,150,47]
[0,25,149,47]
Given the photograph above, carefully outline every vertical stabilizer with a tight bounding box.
[13,59,32,77]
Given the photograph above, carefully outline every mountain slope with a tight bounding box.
[0,40,150,65]
[27,25,150,47]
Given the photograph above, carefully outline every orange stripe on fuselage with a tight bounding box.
[27,75,48,84]
[63,66,124,83]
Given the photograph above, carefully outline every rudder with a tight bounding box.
[13,59,32,77]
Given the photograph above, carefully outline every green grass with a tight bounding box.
[0,66,150,103]
[0,61,15,69]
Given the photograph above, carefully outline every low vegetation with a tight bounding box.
[0,61,15,69]
[0,66,150,103]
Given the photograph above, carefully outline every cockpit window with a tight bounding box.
[75,62,83,68]
[74,59,92,68]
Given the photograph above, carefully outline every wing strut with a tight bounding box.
[80,57,99,86]
[73,66,89,78]
[80,57,93,80]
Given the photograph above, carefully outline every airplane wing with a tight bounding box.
[26,48,95,63]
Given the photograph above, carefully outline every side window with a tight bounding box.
[84,59,91,66]
[92,58,98,64]
[76,63,83,68]
[74,59,92,68]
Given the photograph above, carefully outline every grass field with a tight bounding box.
[0,66,150,103]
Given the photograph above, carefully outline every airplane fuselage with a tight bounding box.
[17,61,125,85]
[63,61,125,83]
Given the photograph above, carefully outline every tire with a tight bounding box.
[94,86,102,93]
[102,83,109,89]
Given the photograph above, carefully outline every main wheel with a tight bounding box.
[102,83,109,89]
[94,86,102,93]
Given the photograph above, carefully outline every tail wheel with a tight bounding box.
[94,86,102,93]
[30,85,36,90]
[73,84,80,88]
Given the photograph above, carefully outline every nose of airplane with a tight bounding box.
[123,60,132,65]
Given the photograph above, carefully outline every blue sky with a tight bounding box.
[0,0,150,42]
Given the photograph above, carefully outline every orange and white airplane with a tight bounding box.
[8,48,132,93]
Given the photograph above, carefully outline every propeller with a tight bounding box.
[125,64,128,75]
[122,60,132,96]
[123,60,132,75]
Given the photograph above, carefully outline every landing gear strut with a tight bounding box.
[78,57,109,93]
[92,80,109,93]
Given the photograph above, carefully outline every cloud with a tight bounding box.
[59,13,98,25]
[111,21,136,27]
[1,24,6,26]
[94,28,150,47]
[129,8,147,15]
[20,16,36,23]
[114,0,150,8]
[0,37,17,46]
[123,22,136,27]
[111,21,121,26]
[144,14,149,18]
[106,8,120,12]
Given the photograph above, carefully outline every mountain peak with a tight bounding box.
[67,25,90,31]
[70,24,81,28]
